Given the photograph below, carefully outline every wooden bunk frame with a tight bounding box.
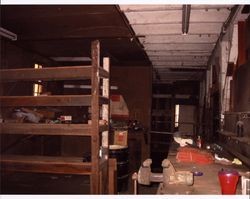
[0,40,110,194]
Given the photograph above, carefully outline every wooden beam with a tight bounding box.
[0,66,92,82]
[91,40,101,194]
[1,123,108,135]
[0,95,92,107]
[1,155,91,175]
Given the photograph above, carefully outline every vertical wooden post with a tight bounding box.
[91,40,100,194]
[108,158,117,194]
[101,57,110,194]
[102,57,110,149]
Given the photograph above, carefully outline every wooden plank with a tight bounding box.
[102,57,110,150]
[0,66,92,82]
[102,57,110,121]
[108,158,117,194]
[91,40,101,194]
[1,155,91,175]
[1,123,108,135]
[99,158,109,193]
[0,95,92,107]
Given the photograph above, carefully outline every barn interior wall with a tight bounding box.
[110,66,152,129]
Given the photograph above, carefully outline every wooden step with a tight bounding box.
[1,155,92,175]
[0,123,108,136]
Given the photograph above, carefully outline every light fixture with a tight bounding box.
[0,27,17,41]
[182,5,191,35]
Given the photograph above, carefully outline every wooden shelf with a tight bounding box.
[0,95,109,107]
[1,66,92,82]
[0,66,109,82]
[0,123,109,136]
[0,40,110,194]
[1,155,92,175]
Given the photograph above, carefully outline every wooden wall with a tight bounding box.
[110,66,152,129]
[0,40,56,155]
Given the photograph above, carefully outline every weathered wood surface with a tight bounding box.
[0,95,108,107]
[0,123,109,136]
[1,66,109,82]
[1,66,92,82]
[1,155,92,175]
[0,95,92,107]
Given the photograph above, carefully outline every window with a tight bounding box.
[33,64,43,96]
[175,104,180,128]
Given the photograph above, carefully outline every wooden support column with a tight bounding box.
[102,57,110,149]
[219,41,230,114]
[91,40,100,194]
[101,57,110,194]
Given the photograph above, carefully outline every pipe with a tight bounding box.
[182,5,191,35]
